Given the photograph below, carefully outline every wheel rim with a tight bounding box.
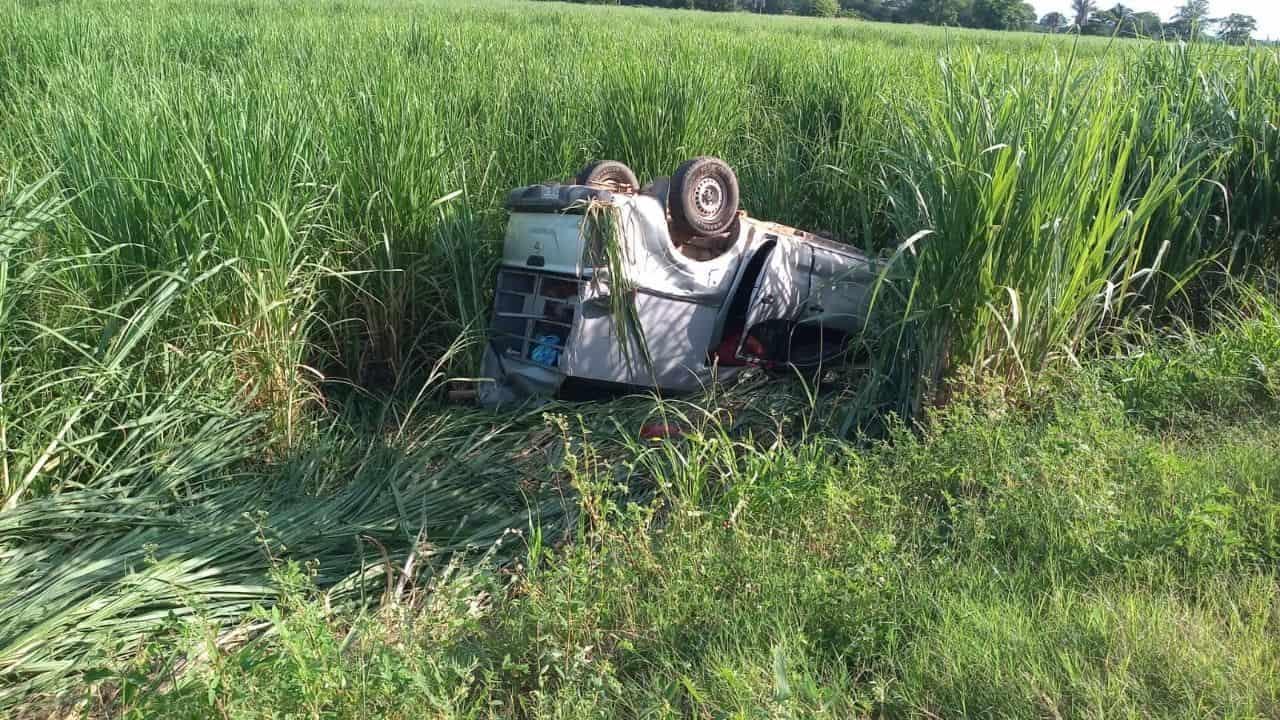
[692,176,724,218]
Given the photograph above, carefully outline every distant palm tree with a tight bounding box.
[1105,3,1132,21]
[1098,3,1133,34]
[1071,0,1097,29]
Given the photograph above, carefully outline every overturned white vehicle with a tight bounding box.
[479,157,881,407]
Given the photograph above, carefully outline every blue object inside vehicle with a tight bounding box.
[531,335,561,367]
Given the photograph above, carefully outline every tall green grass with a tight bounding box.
[1,0,1278,710]
[3,0,1276,400]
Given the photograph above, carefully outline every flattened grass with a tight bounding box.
[112,306,1280,718]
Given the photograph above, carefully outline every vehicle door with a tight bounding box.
[800,243,876,335]
[735,237,812,363]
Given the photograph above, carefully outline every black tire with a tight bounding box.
[670,156,739,236]
[575,160,639,189]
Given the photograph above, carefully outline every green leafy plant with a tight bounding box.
[581,200,655,380]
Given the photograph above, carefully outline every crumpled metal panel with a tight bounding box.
[609,195,747,303]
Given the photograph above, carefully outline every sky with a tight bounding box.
[1029,0,1279,39]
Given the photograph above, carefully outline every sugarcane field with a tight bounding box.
[2,0,1280,716]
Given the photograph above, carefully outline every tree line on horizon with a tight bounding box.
[548,0,1261,42]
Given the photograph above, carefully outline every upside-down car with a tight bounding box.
[479,157,882,407]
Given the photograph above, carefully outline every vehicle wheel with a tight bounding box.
[575,160,639,189]
[670,156,739,236]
